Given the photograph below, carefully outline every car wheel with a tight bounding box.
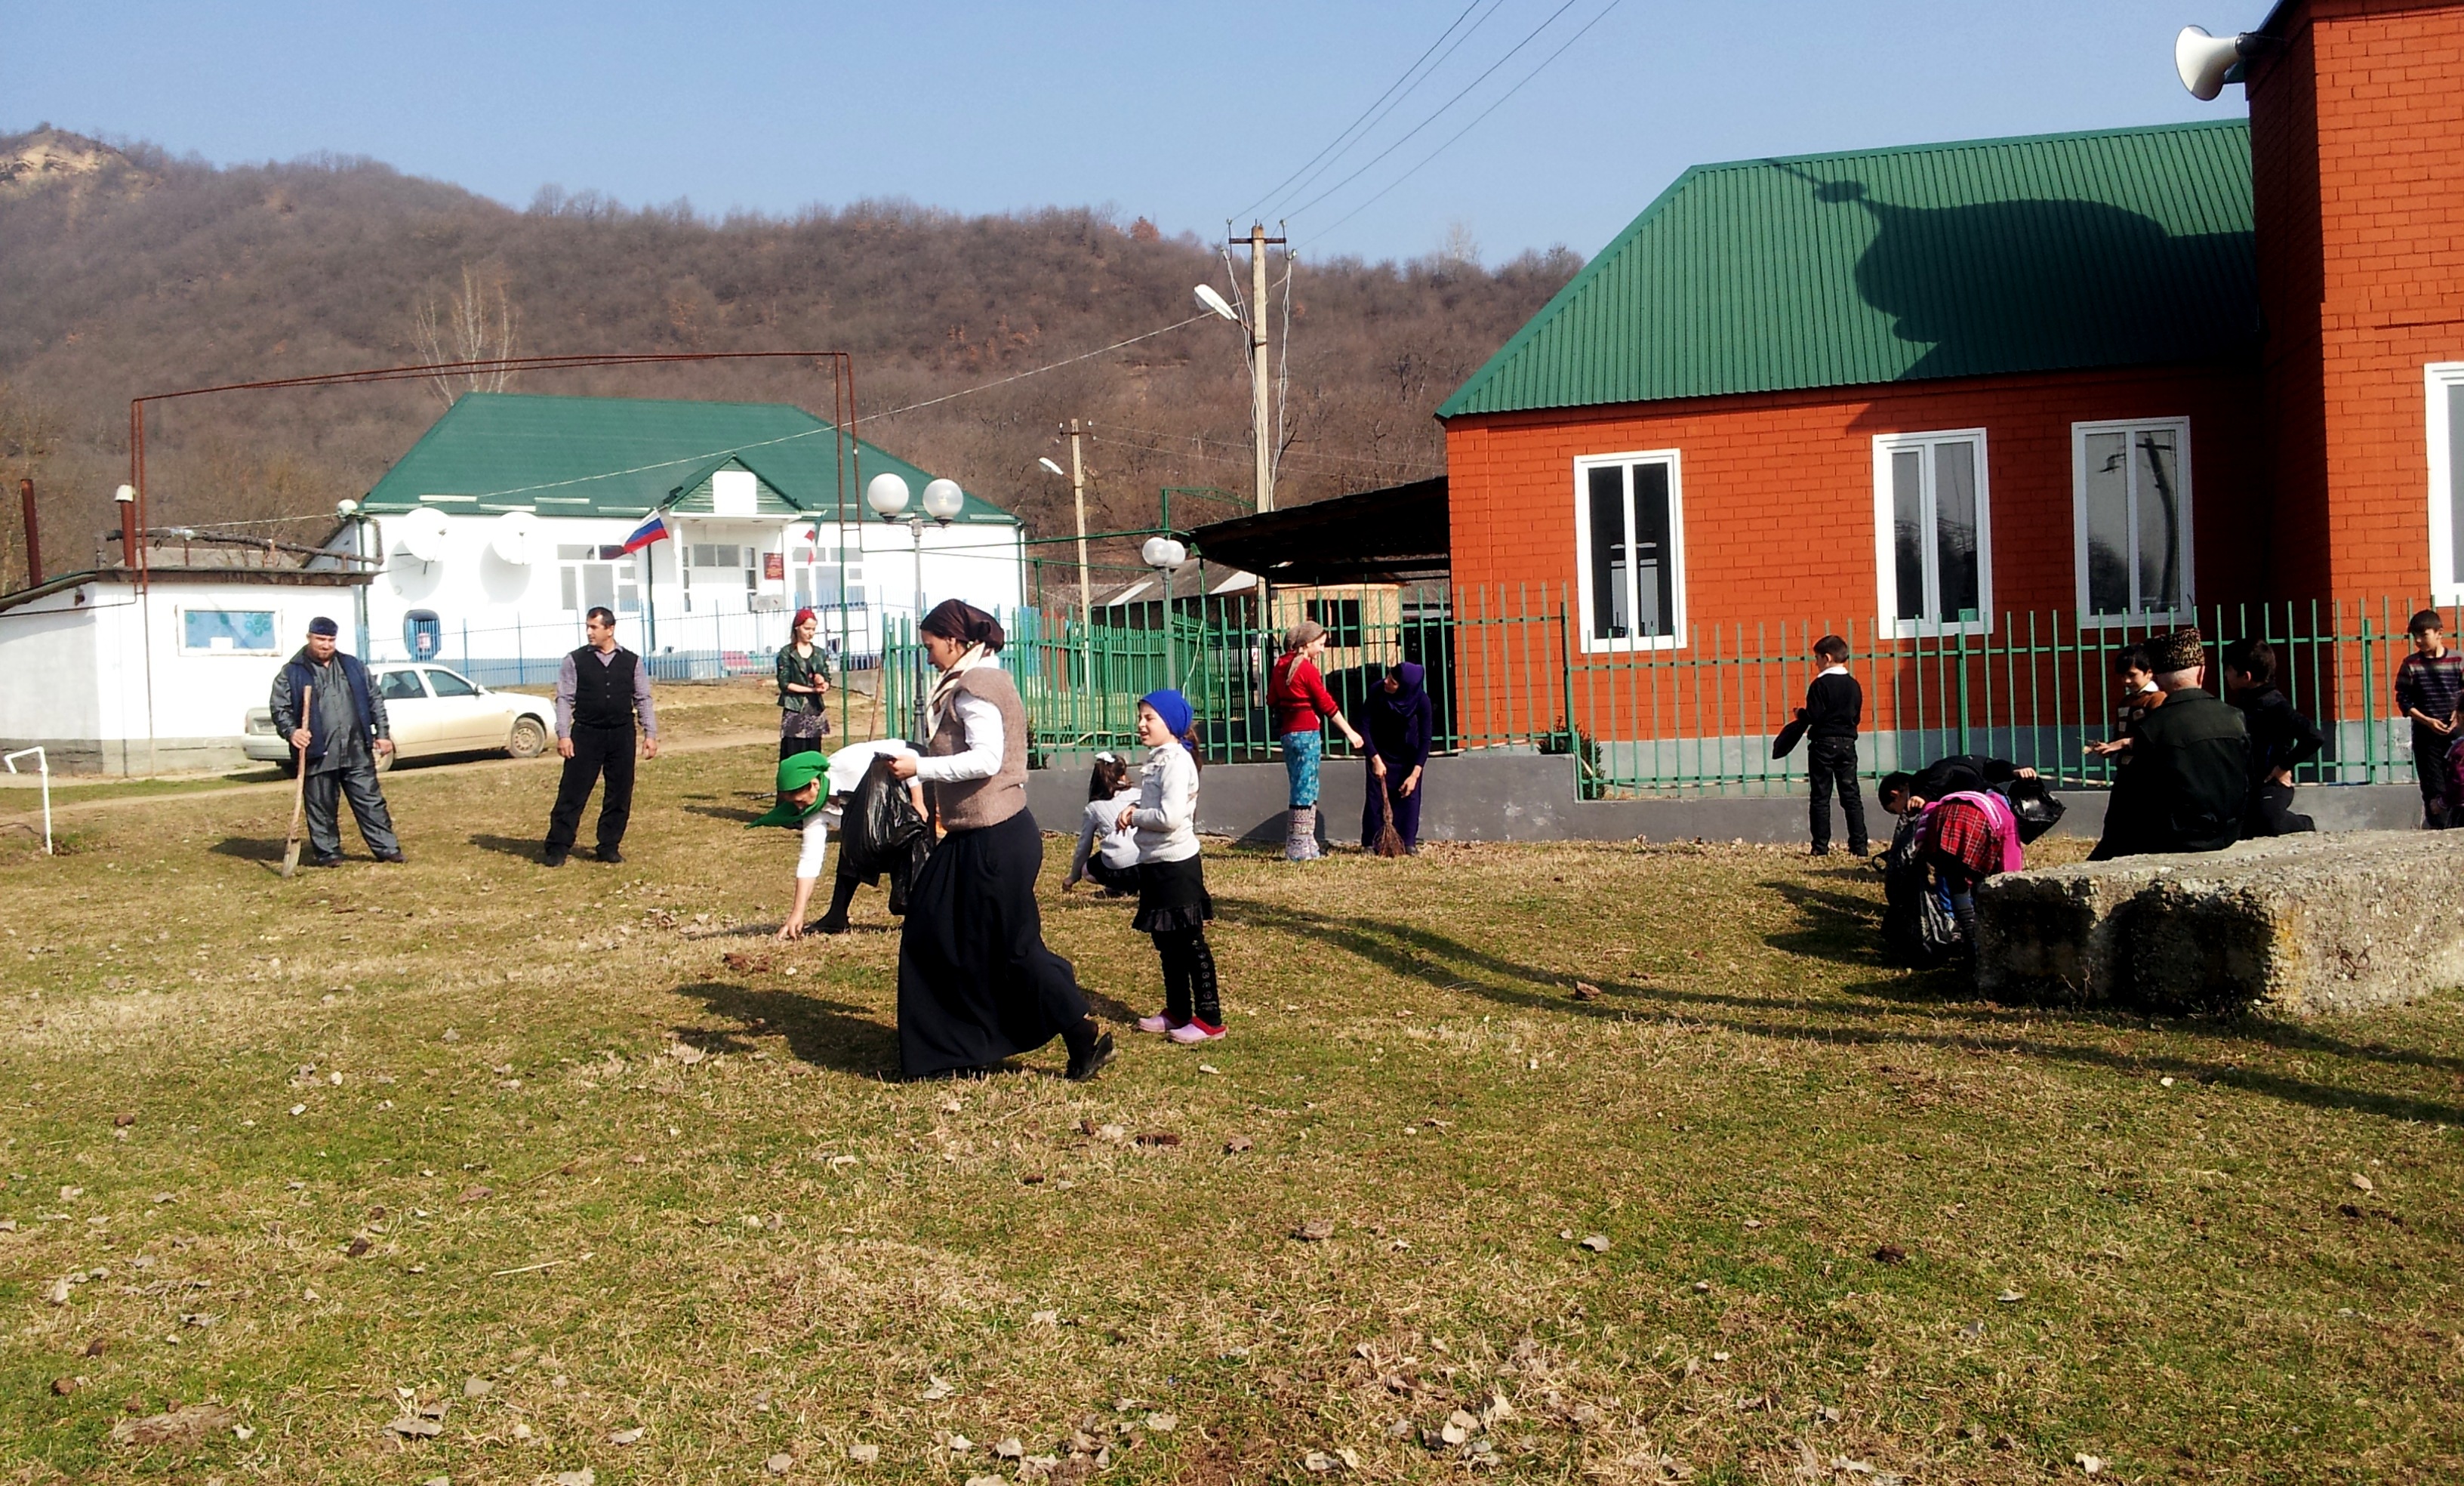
[507,717,550,759]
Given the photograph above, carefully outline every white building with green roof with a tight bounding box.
[353,393,1021,680]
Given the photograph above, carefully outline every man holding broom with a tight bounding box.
[268,617,404,868]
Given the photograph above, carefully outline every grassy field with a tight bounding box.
[1,688,2458,1484]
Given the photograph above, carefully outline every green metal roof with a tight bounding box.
[1438,120,2258,420]
[362,393,1016,524]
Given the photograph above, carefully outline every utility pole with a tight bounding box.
[1237,220,1287,513]
[1065,419,1093,636]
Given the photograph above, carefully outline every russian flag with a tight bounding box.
[621,511,673,553]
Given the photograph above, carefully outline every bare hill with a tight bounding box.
[0,127,1576,597]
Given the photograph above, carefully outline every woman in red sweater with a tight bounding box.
[1266,620,1366,859]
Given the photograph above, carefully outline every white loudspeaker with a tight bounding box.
[2176,26,2250,101]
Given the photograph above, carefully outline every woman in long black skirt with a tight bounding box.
[889,600,1113,1081]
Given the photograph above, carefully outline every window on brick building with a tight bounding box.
[1573,450,1686,652]
[1872,430,1991,637]
[2072,418,2193,622]
[2429,365,2464,603]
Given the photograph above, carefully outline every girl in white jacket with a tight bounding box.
[1121,689,1220,1042]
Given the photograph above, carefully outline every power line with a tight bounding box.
[1090,424,1443,472]
[1283,0,1586,225]
[1236,0,1499,224]
[1304,0,1625,245]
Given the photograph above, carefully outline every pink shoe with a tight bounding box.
[1135,1013,1176,1034]
[1168,1019,1224,1044]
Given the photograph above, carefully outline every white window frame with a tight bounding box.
[2428,363,2464,604]
[1871,429,1994,639]
[2071,416,2195,624]
[1571,448,1687,653]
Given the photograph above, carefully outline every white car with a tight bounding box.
[245,664,554,770]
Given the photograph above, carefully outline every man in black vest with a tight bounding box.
[544,606,660,866]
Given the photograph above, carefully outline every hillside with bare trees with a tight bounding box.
[0,128,1578,596]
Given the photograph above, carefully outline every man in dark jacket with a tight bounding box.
[267,617,403,867]
[544,606,660,867]
[2090,628,2248,859]
[2222,637,2324,837]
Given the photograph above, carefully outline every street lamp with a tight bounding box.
[870,473,968,740]
[1141,535,1187,687]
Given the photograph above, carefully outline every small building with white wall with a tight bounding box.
[0,543,373,774]
[350,392,1023,683]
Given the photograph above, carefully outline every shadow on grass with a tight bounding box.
[683,803,764,824]
[467,833,546,861]
[1225,896,2464,1127]
[208,835,286,863]
[671,979,899,1078]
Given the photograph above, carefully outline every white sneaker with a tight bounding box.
[1168,1019,1224,1044]
[1135,1013,1175,1034]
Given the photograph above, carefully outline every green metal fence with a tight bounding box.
[884,590,2459,797]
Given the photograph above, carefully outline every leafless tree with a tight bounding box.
[411,264,521,408]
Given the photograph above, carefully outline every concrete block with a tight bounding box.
[1977,831,2464,1016]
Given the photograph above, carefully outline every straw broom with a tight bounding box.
[1371,767,1407,858]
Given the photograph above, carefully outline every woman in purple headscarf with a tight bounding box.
[1354,661,1434,852]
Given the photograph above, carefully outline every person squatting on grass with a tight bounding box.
[1063,751,1141,896]
[267,615,405,867]
[1267,620,1367,860]
[2088,627,2249,860]
[2222,637,2324,838]
[2395,608,2463,829]
[888,600,1113,1081]
[1122,689,1223,1044]
[1877,769,2023,957]
[1798,634,1867,858]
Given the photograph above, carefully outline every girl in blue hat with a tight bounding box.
[1119,689,1221,1042]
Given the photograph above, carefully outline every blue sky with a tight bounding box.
[7,1,2275,264]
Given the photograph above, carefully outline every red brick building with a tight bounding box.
[1440,0,2464,642]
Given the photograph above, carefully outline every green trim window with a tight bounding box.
[1574,449,1686,652]
[1873,430,1992,638]
[2429,364,2464,604]
[2073,418,2193,621]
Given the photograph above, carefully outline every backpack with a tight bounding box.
[1877,815,1961,968]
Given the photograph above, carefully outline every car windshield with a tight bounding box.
[377,671,427,701]
[425,669,480,698]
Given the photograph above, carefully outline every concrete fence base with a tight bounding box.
[1976,830,2464,1016]
[1026,748,2423,851]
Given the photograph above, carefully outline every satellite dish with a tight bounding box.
[2175,26,2252,100]
[490,509,541,564]
[393,504,451,561]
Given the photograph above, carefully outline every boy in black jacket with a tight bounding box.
[1800,634,1868,856]
[2222,637,2323,837]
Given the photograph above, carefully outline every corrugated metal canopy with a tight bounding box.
[1439,120,2258,419]
[1190,478,1448,584]
[362,392,1015,524]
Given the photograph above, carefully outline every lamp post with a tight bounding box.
[868,472,968,741]
[1141,535,1187,688]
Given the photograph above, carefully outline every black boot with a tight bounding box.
[1065,1025,1116,1081]
[1156,932,1194,1025]
[814,871,861,934]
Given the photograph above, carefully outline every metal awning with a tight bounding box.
[1188,477,1447,585]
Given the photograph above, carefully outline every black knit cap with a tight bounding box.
[307,616,340,637]
[2145,627,2205,674]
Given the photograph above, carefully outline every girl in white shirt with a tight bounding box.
[1122,689,1221,1043]
[1064,752,1141,896]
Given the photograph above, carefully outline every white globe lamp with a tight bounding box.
[920,478,966,523]
[866,472,911,519]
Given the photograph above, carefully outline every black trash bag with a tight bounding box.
[838,755,932,914]
[1994,775,2066,844]
[1877,815,1960,968]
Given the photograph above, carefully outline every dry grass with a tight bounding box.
[0,697,2459,1483]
